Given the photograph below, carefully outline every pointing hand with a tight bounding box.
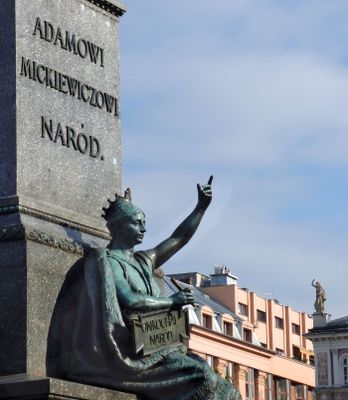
[197,175,213,210]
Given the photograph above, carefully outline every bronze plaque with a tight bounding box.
[132,309,189,356]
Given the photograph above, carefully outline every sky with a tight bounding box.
[119,0,348,319]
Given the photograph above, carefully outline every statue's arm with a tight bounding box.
[145,176,213,269]
[112,264,194,311]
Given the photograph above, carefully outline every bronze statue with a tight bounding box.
[47,176,241,400]
[311,279,326,313]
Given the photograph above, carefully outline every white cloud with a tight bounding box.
[123,44,348,168]
[121,1,348,318]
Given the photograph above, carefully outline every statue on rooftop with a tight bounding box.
[311,279,326,314]
[47,176,241,400]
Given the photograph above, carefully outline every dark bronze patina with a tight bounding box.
[47,176,241,400]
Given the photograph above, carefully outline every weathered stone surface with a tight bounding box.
[0,374,137,399]
[0,0,123,233]
[0,1,16,198]
[0,4,128,398]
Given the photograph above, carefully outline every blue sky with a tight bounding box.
[119,1,348,318]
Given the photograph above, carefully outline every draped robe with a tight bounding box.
[47,249,241,400]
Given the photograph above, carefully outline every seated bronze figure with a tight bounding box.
[47,177,241,400]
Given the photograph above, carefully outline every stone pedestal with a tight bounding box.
[0,0,130,396]
[313,312,331,328]
[0,374,136,400]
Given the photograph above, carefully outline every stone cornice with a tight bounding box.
[0,225,84,256]
[85,0,127,17]
[306,334,348,342]
[0,204,111,240]
[27,229,84,256]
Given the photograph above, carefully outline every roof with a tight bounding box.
[308,315,348,336]
[327,316,348,328]
[163,276,242,322]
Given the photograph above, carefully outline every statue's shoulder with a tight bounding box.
[85,247,109,258]
[87,248,128,277]
[84,248,110,270]
[135,250,154,270]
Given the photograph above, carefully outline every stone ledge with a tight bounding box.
[0,374,137,400]
[85,0,127,16]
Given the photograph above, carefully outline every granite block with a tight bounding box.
[0,374,137,400]
[0,241,27,375]
[0,1,131,396]
[0,1,16,197]
[0,210,109,376]
[0,0,124,232]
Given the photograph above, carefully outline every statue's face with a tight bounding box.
[118,211,146,246]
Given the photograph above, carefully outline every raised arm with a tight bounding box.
[145,176,213,270]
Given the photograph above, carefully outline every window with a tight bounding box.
[202,314,212,330]
[225,362,234,382]
[275,378,288,400]
[206,355,213,367]
[293,346,301,361]
[223,321,233,336]
[309,355,315,366]
[344,357,348,384]
[239,302,248,316]
[256,309,267,323]
[275,317,284,329]
[295,384,305,400]
[292,323,300,335]
[243,328,253,343]
[245,368,255,400]
[265,374,274,400]
[276,348,284,356]
[338,354,348,385]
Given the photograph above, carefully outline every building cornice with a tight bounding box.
[190,325,274,359]
[306,333,348,342]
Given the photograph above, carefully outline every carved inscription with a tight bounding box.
[132,310,189,356]
[143,313,177,346]
[19,16,118,161]
[33,17,104,67]
[20,57,118,116]
[41,116,103,160]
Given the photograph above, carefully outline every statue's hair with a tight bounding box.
[102,188,143,226]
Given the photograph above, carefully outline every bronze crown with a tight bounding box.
[101,188,132,220]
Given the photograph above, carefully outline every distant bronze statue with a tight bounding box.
[47,176,241,400]
[311,279,326,313]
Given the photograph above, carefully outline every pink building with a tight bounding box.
[167,267,315,400]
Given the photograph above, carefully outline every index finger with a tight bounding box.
[207,175,213,185]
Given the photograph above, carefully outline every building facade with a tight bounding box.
[167,267,315,400]
[307,313,348,400]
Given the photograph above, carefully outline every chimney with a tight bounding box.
[210,264,238,286]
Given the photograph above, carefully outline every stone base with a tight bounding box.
[0,374,137,400]
[313,312,331,328]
